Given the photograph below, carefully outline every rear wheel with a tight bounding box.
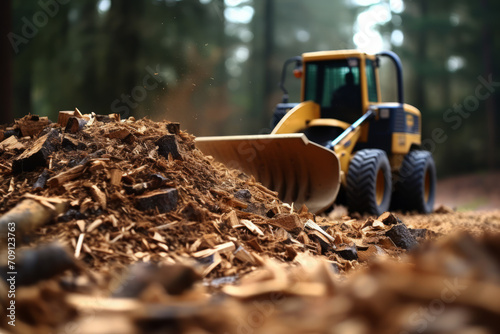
[392,150,436,213]
[346,149,392,215]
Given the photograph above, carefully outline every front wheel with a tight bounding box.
[346,149,392,216]
[392,150,436,213]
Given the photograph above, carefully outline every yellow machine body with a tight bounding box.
[195,50,423,213]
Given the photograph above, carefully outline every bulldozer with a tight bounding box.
[195,50,436,215]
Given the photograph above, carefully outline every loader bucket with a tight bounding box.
[195,133,341,214]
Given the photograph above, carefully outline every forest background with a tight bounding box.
[1,0,499,176]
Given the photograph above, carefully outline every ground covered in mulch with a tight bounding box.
[1,113,500,334]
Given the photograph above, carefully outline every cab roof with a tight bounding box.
[302,50,376,62]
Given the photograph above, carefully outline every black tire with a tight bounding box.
[346,149,392,216]
[392,150,436,213]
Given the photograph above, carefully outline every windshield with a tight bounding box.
[304,59,362,122]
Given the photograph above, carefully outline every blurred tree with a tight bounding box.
[0,0,13,124]
[383,0,499,174]
[102,0,145,117]
[479,0,497,169]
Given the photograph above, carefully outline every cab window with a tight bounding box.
[365,59,378,102]
[304,59,362,122]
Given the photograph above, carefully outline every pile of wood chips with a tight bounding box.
[1,112,499,334]
[0,112,415,277]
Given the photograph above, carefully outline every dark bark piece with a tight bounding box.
[65,117,88,134]
[62,135,86,151]
[235,189,252,201]
[136,188,178,213]
[377,212,402,226]
[12,129,60,173]
[58,110,81,127]
[308,230,333,254]
[112,263,200,298]
[385,224,418,250]
[33,169,50,189]
[182,202,206,221]
[0,243,80,286]
[3,128,22,138]
[166,122,180,135]
[409,228,430,240]
[155,134,182,160]
[285,245,297,261]
[242,202,267,217]
[335,244,358,261]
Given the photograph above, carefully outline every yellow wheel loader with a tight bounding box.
[196,50,436,215]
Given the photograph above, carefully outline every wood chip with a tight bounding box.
[48,163,88,187]
[89,185,107,209]
[109,169,122,186]
[76,220,86,232]
[268,214,304,233]
[87,219,104,233]
[151,231,166,243]
[0,135,25,151]
[223,210,240,227]
[240,219,264,236]
[75,233,85,258]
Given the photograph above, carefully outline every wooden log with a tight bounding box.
[64,117,88,134]
[135,188,178,213]
[0,196,69,243]
[12,129,60,173]
[15,114,50,137]
[155,134,182,160]
[58,110,78,127]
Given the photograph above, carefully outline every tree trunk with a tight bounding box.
[415,0,428,110]
[480,0,497,169]
[262,0,275,128]
[0,0,13,124]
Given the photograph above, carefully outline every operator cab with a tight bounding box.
[303,57,378,124]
